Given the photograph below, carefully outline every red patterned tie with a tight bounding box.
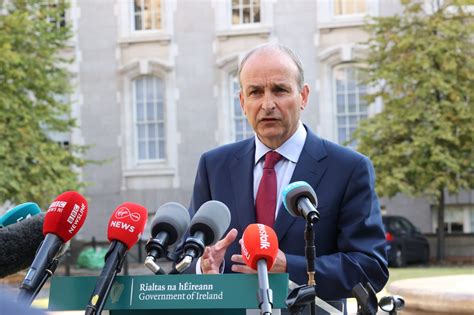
[255,151,283,227]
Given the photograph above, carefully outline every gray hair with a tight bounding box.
[238,43,305,91]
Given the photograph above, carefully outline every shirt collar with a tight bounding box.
[254,122,307,165]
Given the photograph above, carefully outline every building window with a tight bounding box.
[232,0,261,25]
[133,0,162,31]
[334,66,368,146]
[133,76,166,161]
[333,0,366,16]
[231,74,253,141]
[432,205,474,234]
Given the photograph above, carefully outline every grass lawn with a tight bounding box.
[387,265,474,285]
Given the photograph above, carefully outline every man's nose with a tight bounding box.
[261,92,276,111]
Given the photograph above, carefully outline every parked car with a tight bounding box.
[382,215,430,267]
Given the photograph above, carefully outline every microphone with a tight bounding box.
[144,202,190,275]
[0,213,45,278]
[282,181,320,224]
[0,202,41,227]
[18,191,88,305]
[241,223,279,315]
[85,202,148,315]
[174,200,231,273]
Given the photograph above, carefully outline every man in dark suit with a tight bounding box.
[190,43,388,301]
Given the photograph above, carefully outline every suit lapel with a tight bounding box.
[228,139,256,231]
[274,128,328,241]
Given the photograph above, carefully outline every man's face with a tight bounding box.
[239,50,309,149]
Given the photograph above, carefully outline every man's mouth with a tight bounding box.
[260,117,279,122]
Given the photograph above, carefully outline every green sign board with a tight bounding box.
[49,273,289,314]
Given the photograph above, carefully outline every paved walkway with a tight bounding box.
[387,274,474,314]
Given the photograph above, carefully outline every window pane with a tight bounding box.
[336,79,344,92]
[148,140,156,159]
[338,127,347,144]
[236,119,243,132]
[253,4,260,22]
[349,115,358,126]
[138,140,146,159]
[234,99,242,116]
[154,0,161,29]
[143,0,152,29]
[134,13,142,30]
[146,102,155,120]
[158,140,165,159]
[136,78,144,101]
[348,94,356,112]
[337,116,346,125]
[134,0,143,30]
[334,0,343,15]
[243,7,250,23]
[146,77,154,101]
[157,101,164,120]
[137,124,145,139]
[360,101,368,113]
[148,124,156,139]
[136,102,144,122]
[337,94,345,113]
[231,73,252,141]
[158,122,165,138]
[347,70,356,91]
[471,207,474,233]
[232,9,240,24]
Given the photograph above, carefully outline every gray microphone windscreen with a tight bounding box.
[190,200,231,246]
[0,213,45,278]
[151,202,190,246]
[282,181,318,217]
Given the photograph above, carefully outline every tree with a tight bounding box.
[0,0,89,208]
[353,0,474,262]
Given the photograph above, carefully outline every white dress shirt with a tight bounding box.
[253,121,307,218]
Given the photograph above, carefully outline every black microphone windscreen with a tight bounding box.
[189,200,231,245]
[150,202,190,246]
[0,213,45,278]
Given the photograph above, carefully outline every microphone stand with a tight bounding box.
[17,258,60,305]
[305,222,317,315]
[18,235,64,305]
[257,260,273,315]
[85,242,127,315]
[286,220,318,315]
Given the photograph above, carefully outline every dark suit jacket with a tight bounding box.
[189,126,388,301]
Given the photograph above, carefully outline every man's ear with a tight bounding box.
[300,84,310,110]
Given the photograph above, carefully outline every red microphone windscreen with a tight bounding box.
[107,202,148,249]
[43,191,88,242]
[241,223,279,270]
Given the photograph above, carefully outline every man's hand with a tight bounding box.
[200,228,238,274]
[230,246,287,274]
